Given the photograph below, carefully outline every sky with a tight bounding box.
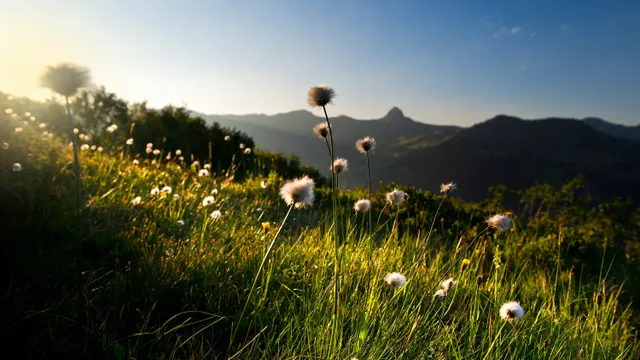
[1,0,639,126]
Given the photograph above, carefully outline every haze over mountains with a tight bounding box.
[198,108,640,202]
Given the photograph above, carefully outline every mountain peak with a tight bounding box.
[386,107,404,117]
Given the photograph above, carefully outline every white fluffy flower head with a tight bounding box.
[210,210,222,220]
[354,199,372,213]
[150,187,160,195]
[332,158,348,174]
[202,196,215,206]
[383,272,407,289]
[12,162,22,172]
[161,186,172,194]
[313,123,329,139]
[433,289,447,300]
[356,136,376,154]
[487,214,512,232]
[440,182,457,195]
[441,278,457,293]
[386,189,408,206]
[500,301,524,320]
[131,196,142,205]
[198,169,209,177]
[279,176,315,209]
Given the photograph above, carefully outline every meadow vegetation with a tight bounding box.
[1,79,639,359]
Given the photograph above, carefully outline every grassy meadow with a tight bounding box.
[2,97,640,359]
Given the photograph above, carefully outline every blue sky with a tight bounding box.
[1,0,639,125]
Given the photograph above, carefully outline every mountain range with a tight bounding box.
[197,108,640,202]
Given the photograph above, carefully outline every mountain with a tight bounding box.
[374,115,640,202]
[197,108,461,187]
[582,117,640,143]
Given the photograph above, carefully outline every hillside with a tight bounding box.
[583,117,640,143]
[375,115,640,202]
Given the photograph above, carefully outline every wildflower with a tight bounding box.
[211,189,219,195]
[244,148,252,155]
[262,222,271,232]
[39,123,46,129]
[307,85,336,107]
[224,135,231,141]
[165,248,175,256]
[499,302,524,320]
[30,116,36,121]
[487,214,512,232]
[150,187,160,195]
[152,149,160,156]
[146,143,153,148]
[313,123,329,139]
[433,289,447,300]
[441,278,457,293]
[383,272,407,289]
[356,137,376,154]
[165,154,171,160]
[90,145,97,151]
[354,199,372,213]
[256,208,263,212]
[279,176,315,209]
[5,108,13,114]
[145,147,152,154]
[124,138,133,146]
[193,160,200,166]
[40,63,90,97]
[2,142,8,150]
[133,159,139,165]
[179,156,184,161]
[175,149,182,156]
[261,180,268,189]
[14,127,23,133]
[173,194,180,200]
[106,125,116,133]
[386,189,408,206]
[332,158,348,174]
[440,182,457,195]
[73,128,79,134]
[81,144,90,150]
[97,146,103,152]
[461,258,471,271]
[24,112,31,117]
[177,220,185,226]
[131,196,142,205]
[202,196,215,206]
[204,164,211,169]
[12,162,22,172]
[239,143,246,149]
[210,210,222,220]
[161,186,172,194]
[198,169,209,177]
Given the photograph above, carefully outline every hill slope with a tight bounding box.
[583,117,640,143]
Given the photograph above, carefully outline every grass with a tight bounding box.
[1,122,638,359]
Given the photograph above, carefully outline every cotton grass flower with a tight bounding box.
[307,85,335,107]
[161,186,172,194]
[131,196,142,205]
[356,137,376,154]
[132,159,139,165]
[150,187,160,195]
[73,128,79,134]
[261,180,268,189]
[332,158,348,174]
[500,302,524,320]
[12,163,22,172]
[24,112,31,117]
[440,182,457,195]
[81,144,90,151]
[173,194,180,200]
[487,214,512,232]
[145,147,152,154]
[40,63,90,97]
[39,123,46,129]
[30,116,36,121]
[211,189,219,195]
[5,108,13,114]
[239,143,246,150]
[2,142,8,150]
[14,127,23,133]
[146,143,153,148]
[202,196,215,206]
[177,220,185,226]
[279,176,315,209]
[433,289,447,300]
[386,189,409,206]
[106,124,117,133]
[244,148,252,155]
[354,199,372,213]
[441,278,457,293]
[224,135,231,141]
[383,272,407,289]
[204,164,211,169]
[198,169,209,177]
[97,146,103,152]
[313,122,329,139]
[210,210,222,220]
[152,149,160,156]
[90,145,97,151]
[175,149,182,156]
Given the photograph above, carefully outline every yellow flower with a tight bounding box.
[262,222,271,232]
[461,258,471,271]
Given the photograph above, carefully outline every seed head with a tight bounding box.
[145,148,152,154]
[440,182,457,195]
[210,210,222,220]
[202,196,215,206]
[173,194,180,200]
[499,302,524,320]
[356,137,376,154]
[433,289,447,300]
[12,162,22,172]
[244,148,252,155]
[161,186,172,194]
[383,272,407,289]
[386,189,408,206]
[224,135,231,141]
[354,199,372,213]
[313,123,329,139]
[73,128,79,134]
[2,142,8,150]
[261,180,268,189]
[126,138,134,145]
[198,169,209,177]
[279,176,315,209]
[152,149,160,156]
[307,85,335,107]
[150,187,160,195]
[239,143,246,149]
[131,196,142,205]
[175,149,182,156]
[332,158,348,174]
[133,159,139,165]
[40,63,90,97]
[15,127,23,133]
[487,214,512,232]
[146,143,153,148]
[177,220,185,226]
[441,278,457,293]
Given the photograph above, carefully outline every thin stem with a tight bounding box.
[420,196,446,257]
[366,152,372,235]
[230,204,294,347]
[66,96,82,214]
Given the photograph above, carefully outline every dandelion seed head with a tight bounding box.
[356,137,376,154]
[202,196,215,206]
[40,63,90,97]
[279,176,315,209]
[441,278,457,293]
[145,148,152,154]
[487,214,512,232]
[307,85,335,107]
[332,158,348,174]
[500,302,524,320]
[383,272,406,289]
[73,128,79,134]
[12,162,22,172]
[5,108,13,114]
[386,189,408,206]
[81,144,90,150]
[313,123,329,139]
[38,123,46,129]
[97,146,103,152]
[440,182,458,195]
[433,289,447,300]
[30,116,36,121]
[24,112,31,117]
[211,189,219,195]
[239,143,246,149]
[354,199,372,213]
[146,143,153,148]
[204,164,211,170]
[90,145,97,151]
[179,156,184,161]
[210,210,222,219]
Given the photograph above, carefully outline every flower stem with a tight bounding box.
[65,96,82,214]
[420,196,446,257]
[366,152,372,235]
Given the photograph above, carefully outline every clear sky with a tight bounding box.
[1,0,639,125]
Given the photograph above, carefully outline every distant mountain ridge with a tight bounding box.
[196,109,640,202]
